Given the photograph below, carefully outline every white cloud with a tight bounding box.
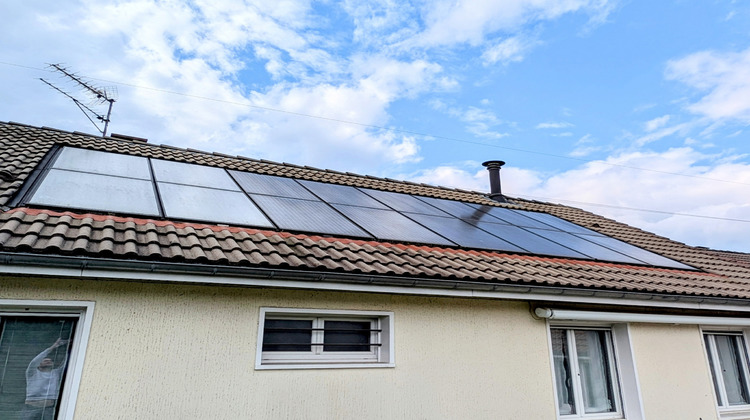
[644,115,670,132]
[514,148,750,252]
[411,0,616,48]
[431,102,510,139]
[536,121,574,129]
[482,36,537,65]
[666,47,750,123]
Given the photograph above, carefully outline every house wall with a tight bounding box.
[628,323,718,420]
[0,276,557,420]
[0,275,727,420]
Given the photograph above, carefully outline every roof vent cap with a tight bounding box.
[482,160,507,203]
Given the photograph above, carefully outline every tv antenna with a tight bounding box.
[40,64,117,137]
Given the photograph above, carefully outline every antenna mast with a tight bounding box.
[40,64,117,137]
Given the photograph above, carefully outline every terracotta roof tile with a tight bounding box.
[3,122,750,300]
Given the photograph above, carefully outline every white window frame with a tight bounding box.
[0,299,94,420]
[702,328,750,420]
[546,322,644,420]
[255,307,394,370]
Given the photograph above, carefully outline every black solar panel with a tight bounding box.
[299,181,388,208]
[407,213,525,252]
[231,171,318,200]
[333,204,455,245]
[24,146,694,270]
[251,195,370,237]
[361,189,448,216]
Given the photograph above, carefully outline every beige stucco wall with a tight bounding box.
[0,276,557,420]
[628,323,719,420]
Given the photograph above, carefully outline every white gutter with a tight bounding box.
[2,252,749,313]
[535,308,750,325]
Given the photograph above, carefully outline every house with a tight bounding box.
[1,120,750,420]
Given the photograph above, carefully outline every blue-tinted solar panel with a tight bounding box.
[299,181,388,208]
[416,196,492,221]
[475,222,591,259]
[465,205,557,229]
[230,171,318,200]
[361,189,448,216]
[251,195,370,237]
[407,214,526,252]
[575,233,693,269]
[30,169,159,215]
[158,182,273,227]
[333,204,454,245]
[526,229,643,264]
[519,211,602,235]
[152,159,240,191]
[54,147,152,180]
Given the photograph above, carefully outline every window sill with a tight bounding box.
[255,362,395,370]
[719,406,750,420]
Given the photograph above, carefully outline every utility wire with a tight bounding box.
[514,193,750,223]
[3,60,750,189]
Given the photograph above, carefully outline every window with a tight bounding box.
[704,332,750,416]
[0,301,92,420]
[551,328,623,419]
[255,308,394,369]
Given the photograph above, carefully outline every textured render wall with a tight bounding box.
[628,323,718,420]
[0,276,556,420]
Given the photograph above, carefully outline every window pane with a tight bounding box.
[0,317,76,420]
[551,329,576,415]
[323,321,372,352]
[262,319,312,352]
[705,335,724,406]
[715,334,750,405]
[574,330,617,414]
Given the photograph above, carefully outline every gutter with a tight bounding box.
[1,251,750,313]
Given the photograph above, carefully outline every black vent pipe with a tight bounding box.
[482,160,507,203]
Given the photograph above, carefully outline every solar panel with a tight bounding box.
[416,196,492,221]
[332,204,455,245]
[25,146,696,270]
[30,169,159,215]
[519,211,602,235]
[251,195,370,237]
[526,229,644,264]
[53,147,152,180]
[466,205,556,229]
[157,182,274,227]
[299,181,388,208]
[361,189,448,216]
[475,222,591,259]
[575,233,693,269]
[406,213,526,252]
[231,171,318,200]
[151,159,240,191]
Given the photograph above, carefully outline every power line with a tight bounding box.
[2,60,750,188]
[515,193,750,223]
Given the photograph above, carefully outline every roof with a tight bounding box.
[2,121,750,300]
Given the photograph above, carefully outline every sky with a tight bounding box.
[1,0,750,253]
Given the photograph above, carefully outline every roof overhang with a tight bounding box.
[2,252,749,314]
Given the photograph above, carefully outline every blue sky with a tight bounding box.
[2,0,750,252]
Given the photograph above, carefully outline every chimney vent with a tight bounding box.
[482,160,507,203]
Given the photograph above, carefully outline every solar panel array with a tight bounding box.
[26,147,693,270]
